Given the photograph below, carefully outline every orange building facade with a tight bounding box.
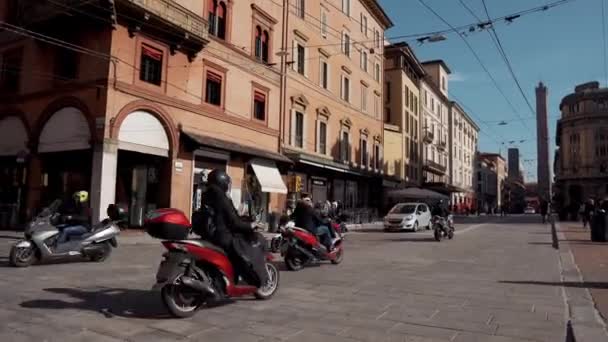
[0,0,392,228]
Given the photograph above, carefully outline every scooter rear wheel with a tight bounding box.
[88,242,112,262]
[285,251,305,271]
[162,273,204,318]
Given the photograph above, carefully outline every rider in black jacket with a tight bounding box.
[201,170,268,287]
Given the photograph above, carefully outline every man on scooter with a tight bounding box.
[291,194,333,252]
[56,191,91,245]
[200,169,268,288]
[432,199,451,232]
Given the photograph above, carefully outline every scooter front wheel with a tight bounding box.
[255,262,280,299]
[9,242,37,267]
[433,228,442,242]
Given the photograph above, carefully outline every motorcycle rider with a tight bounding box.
[201,169,268,288]
[56,191,91,245]
[431,199,451,233]
[291,194,333,252]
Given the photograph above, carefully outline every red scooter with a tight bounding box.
[278,220,344,271]
[145,208,280,318]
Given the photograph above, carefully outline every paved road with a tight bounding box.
[0,217,566,341]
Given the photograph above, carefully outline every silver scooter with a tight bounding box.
[9,201,123,267]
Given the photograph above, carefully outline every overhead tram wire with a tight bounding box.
[480,0,536,133]
[416,0,523,124]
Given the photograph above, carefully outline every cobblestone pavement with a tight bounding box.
[0,218,566,341]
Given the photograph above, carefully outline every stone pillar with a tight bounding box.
[90,139,118,224]
[25,154,42,219]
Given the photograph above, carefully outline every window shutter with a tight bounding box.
[254,91,265,102]
[207,71,222,83]
[291,40,297,71]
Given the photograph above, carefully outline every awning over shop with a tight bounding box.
[387,187,449,200]
[250,158,288,194]
[181,129,292,164]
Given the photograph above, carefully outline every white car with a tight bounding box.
[524,206,536,214]
[384,202,432,232]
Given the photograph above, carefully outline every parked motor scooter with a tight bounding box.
[145,208,280,318]
[9,201,124,267]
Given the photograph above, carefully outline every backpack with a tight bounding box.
[192,204,216,239]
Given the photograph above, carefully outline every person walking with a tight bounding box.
[582,199,595,229]
[540,199,549,224]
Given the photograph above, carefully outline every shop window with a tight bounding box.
[1,48,22,92]
[139,44,163,86]
[55,46,78,80]
[253,90,267,121]
[205,71,223,106]
[208,0,227,40]
[295,111,304,148]
[318,121,327,155]
[254,26,269,63]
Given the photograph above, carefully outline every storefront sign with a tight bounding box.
[312,180,325,186]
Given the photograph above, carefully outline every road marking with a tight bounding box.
[454,223,486,235]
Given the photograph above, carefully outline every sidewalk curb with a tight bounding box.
[555,222,608,341]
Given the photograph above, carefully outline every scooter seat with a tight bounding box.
[181,239,227,255]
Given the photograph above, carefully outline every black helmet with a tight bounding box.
[207,169,231,192]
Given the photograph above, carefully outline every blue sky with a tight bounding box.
[379,0,602,181]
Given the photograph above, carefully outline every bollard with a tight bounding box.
[550,214,559,250]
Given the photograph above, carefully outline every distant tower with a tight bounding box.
[536,82,551,201]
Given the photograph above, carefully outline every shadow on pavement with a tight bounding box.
[528,242,553,246]
[20,287,172,319]
[387,236,437,243]
[499,280,608,289]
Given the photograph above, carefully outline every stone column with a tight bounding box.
[90,139,118,224]
[24,154,42,220]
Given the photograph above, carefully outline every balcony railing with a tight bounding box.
[437,140,447,151]
[13,0,209,59]
[121,0,209,42]
[423,159,447,175]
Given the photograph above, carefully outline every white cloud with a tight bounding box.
[449,72,467,82]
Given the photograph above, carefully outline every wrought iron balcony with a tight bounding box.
[423,159,447,175]
[437,139,447,151]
